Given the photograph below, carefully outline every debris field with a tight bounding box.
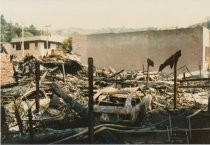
[1,51,210,144]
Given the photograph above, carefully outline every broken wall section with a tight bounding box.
[0,54,15,85]
[73,26,209,73]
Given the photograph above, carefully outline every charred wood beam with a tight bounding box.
[99,70,124,81]
[62,63,66,83]
[165,65,186,77]
[208,96,210,113]
[108,69,124,78]
[0,82,18,89]
[179,78,210,82]
[28,108,33,142]
[46,75,63,81]
[88,57,94,143]
[159,50,181,110]
[146,58,154,88]
[51,82,88,120]
[1,106,9,140]
[1,106,6,127]
[174,60,177,109]
[7,128,85,144]
[49,66,59,73]
[14,102,24,136]
[159,50,181,72]
[39,71,48,86]
[35,60,40,112]
[187,106,207,120]
[51,83,123,143]
[178,85,210,88]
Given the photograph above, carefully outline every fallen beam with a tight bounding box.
[179,85,210,88]
[179,78,210,82]
[51,82,123,143]
[51,82,88,120]
[6,128,85,144]
[0,82,18,89]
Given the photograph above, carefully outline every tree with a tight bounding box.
[1,15,42,42]
[62,37,72,53]
[27,24,41,36]
[14,23,22,37]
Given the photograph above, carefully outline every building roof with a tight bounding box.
[11,35,65,43]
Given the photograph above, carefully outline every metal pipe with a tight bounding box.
[188,118,191,139]
[167,126,170,142]
[186,131,189,144]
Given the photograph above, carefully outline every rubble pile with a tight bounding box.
[1,53,210,144]
[0,54,15,85]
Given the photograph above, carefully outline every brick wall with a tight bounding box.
[0,54,15,85]
[73,26,209,73]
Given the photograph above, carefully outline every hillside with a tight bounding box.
[53,20,210,37]
[52,27,159,37]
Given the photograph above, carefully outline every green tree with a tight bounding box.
[1,15,42,42]
[26,24,41,36]
[62,37,72,53]
[14,23,22,37]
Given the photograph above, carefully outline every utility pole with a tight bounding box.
[45,25,51,54]
[21,24,24,58]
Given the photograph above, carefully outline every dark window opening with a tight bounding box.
[35,42,38,47]
[16,44,21,50]
[44,42,50,49]
[24,43,29,50]
[48,42,50,49]
[44,42,47,49]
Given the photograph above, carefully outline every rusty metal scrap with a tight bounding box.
[159,50,181,72]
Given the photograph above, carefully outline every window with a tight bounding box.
[35,42,38,47]
[44,42,47,49]
[44,42,50,49]
[48,42,50,49]
[24,43,29,50]
[16,44,21,50]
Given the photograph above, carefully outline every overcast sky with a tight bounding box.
[1,0,210,30]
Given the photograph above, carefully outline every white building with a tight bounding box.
[10,36,64,59]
